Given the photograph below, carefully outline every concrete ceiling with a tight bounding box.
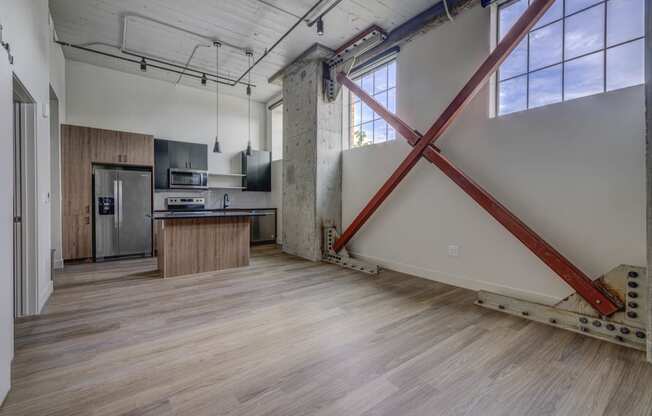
[50,0,440,102]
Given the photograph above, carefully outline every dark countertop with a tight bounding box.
[154,208,276,213]
[154,211,268,220]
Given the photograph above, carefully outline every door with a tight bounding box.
[12,102,22,316]
[117,170,152,256]
[154,139,169,189]
[189,143,207,170]
[93,128,123,164]
[93,167,119,258]
[167,141,190,169]
[124,133,154,166]
[0,39,14,402]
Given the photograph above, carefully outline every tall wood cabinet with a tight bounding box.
[61,125,154,260]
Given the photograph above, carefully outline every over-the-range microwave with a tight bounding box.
[168,168,208,189]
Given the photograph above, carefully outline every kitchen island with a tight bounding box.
[154,211,264,278]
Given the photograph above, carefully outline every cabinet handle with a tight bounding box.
[85,205,90,214]
[85,217,90,225]
[123,154,127,163]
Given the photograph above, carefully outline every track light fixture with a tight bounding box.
[140,57,147,72]
[201,73,207,86]
[316,17,324,36]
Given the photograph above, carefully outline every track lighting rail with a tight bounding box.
[55,40,253,88]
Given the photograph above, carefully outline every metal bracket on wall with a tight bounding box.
[476,265,647,351]
[0,25,14,65]
[323,25,388,102]
[322,226,379,275]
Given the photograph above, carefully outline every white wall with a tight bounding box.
[0,1,64,316]
[67,60,266,174]
[49,15,66,270]
[343,4,645,304]
[66,60,274,210]
[0,0,66,403]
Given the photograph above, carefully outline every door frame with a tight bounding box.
[12,76,38,316]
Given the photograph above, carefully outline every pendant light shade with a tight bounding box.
[213,42,222,153]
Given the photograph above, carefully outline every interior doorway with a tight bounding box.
[12,76,38,317]
[50,87,63,271]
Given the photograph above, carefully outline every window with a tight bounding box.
[497,0,645,115]
[350,61,397,148]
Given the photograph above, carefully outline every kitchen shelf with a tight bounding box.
[208,172,246,177]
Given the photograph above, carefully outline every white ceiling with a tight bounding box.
[50,0,440,102]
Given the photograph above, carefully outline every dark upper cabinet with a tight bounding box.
[167,141,190,169]
[154,140,170,189]
[189,143,208,170]
[242,150,271,192]
[154,139,208,189]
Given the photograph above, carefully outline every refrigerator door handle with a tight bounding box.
[113,179,119,229]
[118,180,124,228]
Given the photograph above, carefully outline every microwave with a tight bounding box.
[168,168,208,189]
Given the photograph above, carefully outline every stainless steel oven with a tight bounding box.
[168,168,208,189]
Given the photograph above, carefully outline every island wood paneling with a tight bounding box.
[156,217,250,278]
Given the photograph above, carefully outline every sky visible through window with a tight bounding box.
[350,61,397,148]
[497,0,645,115]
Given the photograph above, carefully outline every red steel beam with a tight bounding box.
[337,73,620,316]
[333,0,556,254]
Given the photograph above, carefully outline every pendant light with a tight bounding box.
[245,50,253,156]
[213,42,222,153]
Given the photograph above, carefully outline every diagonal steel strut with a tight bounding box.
[333,0,556,254]
[337,73,620,316]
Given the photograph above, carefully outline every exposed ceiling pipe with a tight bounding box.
[254,0,310,22]
[232,0,331,86]
[353,0,471,69]
[121,13,248,53]
[174,43,212,85]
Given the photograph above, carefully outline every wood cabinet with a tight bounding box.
[61,125,93,260]
[91,128,154,166]
[61,124,154,261]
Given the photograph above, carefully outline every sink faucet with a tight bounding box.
[223,193,230,209]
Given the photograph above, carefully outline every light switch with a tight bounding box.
[448,245,459,257]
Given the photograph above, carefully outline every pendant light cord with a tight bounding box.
[248,52,252,150]
[216,43,220,142]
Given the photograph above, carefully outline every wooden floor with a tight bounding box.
[3,245,651,416]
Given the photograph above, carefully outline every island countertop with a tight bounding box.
[154,211,267,220]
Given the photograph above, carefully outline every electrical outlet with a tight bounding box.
[448,245,459,257]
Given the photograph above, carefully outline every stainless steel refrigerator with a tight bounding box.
[93,166,152,259]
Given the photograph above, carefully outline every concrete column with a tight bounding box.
[278,44,342,261]
[646,0,651,363]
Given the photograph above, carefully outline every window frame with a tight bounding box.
[348,59,398,149]
[495,0,645,116]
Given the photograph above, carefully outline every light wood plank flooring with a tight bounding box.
[2,245,651,416]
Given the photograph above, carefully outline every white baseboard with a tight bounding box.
[349,251,564,306]
[38,280,54,314]
[54,258,64,270]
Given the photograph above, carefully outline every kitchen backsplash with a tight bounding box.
[154,189,272,211]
